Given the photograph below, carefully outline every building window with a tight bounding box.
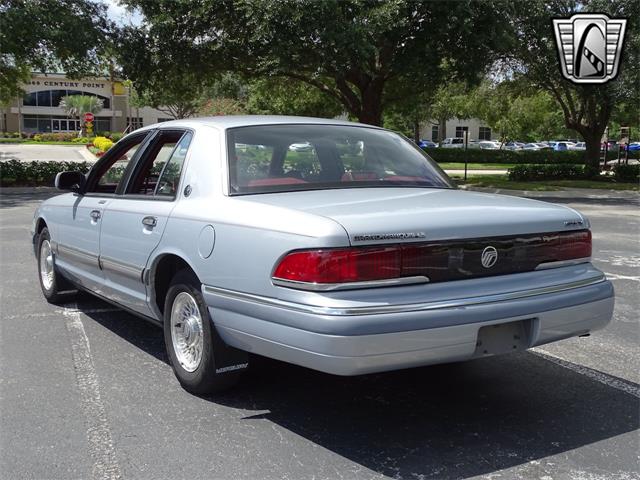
[95,117,112,134]
[431,125,439,142]
[127,117,143,130]
[479,126,492,140]
[22,90,110,109]
[455,126,468,138]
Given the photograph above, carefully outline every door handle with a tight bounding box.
[90,210,101,220]
[142,216,157,228]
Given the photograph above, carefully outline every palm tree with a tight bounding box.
[59,95,103,135]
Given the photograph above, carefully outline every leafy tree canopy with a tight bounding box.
[0,0,111,102]
[503,0,639,173]
[118,0,511,126]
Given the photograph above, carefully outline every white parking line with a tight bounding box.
[63,305,122,480]
[532,349,640,399]
[604,272,640,282]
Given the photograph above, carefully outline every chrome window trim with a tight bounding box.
[534,257,591,270]
[271,276,430,291]
[204,273,606,317]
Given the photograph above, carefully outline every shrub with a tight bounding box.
[423,147,639,165]
[0,159,94,186]
[92,136,114,152]
[507,164,586,181]
[31,132,77,142]
[613,164,640,183]
[72,137,90,144]
[110,132,123,142]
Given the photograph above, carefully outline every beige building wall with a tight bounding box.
[420,117,495,142]
[2,72,170,134]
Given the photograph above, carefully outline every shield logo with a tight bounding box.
[552,13,627,84]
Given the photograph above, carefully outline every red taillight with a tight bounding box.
[272,230,592,286]
[273,247,401,284]
[542,230,592,261]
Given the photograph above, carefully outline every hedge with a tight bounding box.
[423,147,639,165]
[0,160,93,187]
[507,164,586,181]
[613,164,640,183]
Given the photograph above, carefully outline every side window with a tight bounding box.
[156,132,193,196]
[89,134,148,194]
[126,130,191,196]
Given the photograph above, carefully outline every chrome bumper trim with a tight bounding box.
[535,257,591,270]
[272,275,430,291]
[204,273,606,317]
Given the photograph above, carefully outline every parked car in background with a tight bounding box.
[570,142,586,151]
[554,141,576,151]
[418,139,437,148]
[522,143,549,151]
[440,137,465,148]
[469,140,501,150]
[32,116,614,394]
[504,141,525,150]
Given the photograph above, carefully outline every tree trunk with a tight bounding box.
[357,103,383,126]
[582,129,603,178]
[438,118,446,142]
[413,121,420,143]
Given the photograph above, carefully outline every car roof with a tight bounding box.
[134,115,383,133]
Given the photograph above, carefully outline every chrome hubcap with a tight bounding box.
[170,292,203,372]
[40,239,54,291]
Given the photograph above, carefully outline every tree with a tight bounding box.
[0,0,111,102]
[505,0,639,174]
[245,78,343,119]
[118,0,510,126]
[59,94,103,133]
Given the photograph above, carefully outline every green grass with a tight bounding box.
[438,162,515,170]
[452,174,640,191]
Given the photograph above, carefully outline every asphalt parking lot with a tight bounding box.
[0,189,638,480]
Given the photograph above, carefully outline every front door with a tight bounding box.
[100,130,193,317]
[54,132,151,294]
[53,196,110,294]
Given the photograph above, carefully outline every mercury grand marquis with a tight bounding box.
[32,116,614,393]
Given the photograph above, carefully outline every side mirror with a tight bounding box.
[55,171,86,193]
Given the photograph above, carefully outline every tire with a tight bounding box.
[163,269,247,394]
[37,227,74,304]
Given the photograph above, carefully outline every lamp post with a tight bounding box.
[464,129,469,182]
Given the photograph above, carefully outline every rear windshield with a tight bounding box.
[227,124,453,195]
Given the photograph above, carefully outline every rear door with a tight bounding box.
[99,129,193,316]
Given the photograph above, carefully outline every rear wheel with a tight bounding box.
[163,269,247,394]
[37,227,74,304]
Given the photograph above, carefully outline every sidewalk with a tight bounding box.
[461,185,639,201]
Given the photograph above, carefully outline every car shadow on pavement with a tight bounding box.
[78,294,639,480]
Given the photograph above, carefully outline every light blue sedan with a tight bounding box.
[32,116,614,394]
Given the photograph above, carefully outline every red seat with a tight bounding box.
[342,171,379,181]
[384,175,425,182]
[247,177,308,187]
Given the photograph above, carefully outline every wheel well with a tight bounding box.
[152,254,194,315]
[35,218,47,234]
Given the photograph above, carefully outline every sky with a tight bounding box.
[103,0,143,26]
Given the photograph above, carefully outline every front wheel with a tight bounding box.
[163,269,248,394]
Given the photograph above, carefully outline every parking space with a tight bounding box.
[0,190,638,480]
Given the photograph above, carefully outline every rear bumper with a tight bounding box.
[202,266,614,375]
